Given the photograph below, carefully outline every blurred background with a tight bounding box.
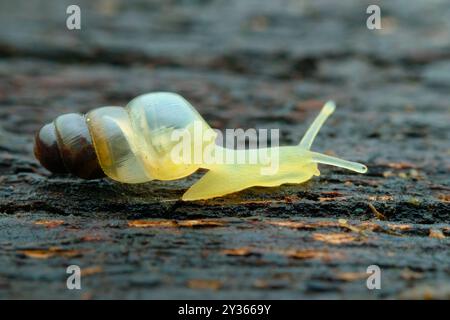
[0,0,448,299]
[1,0,449,159]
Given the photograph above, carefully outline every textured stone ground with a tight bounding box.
[0,0,448,299]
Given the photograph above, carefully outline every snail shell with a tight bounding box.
[34,92,212,182]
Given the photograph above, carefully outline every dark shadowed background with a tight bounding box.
[0,0,449,299]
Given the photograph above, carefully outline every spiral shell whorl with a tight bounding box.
[34,113,105,179]
[34,123,68,174]
[86,92,213,183]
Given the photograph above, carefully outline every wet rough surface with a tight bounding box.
[0,0,449,299]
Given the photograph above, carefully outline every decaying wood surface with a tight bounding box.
[0,0,448,299]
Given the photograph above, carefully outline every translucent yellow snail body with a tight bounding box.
[34,92,367,201]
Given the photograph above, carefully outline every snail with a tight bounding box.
[34,92,367,201]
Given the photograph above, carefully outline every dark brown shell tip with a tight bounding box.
[34,117,106,180]
[53,113,106,180]
[34,122,68,174]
